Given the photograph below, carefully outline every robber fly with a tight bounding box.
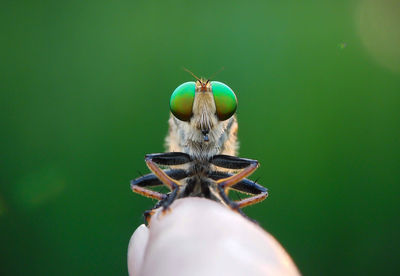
[130,72,268,223]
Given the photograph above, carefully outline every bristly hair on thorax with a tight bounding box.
[165,75,239,161]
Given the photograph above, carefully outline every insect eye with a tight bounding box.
[170,82,196,121]
[211,81,237,121]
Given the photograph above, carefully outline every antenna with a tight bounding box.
[182,67,201,82]
[208,66,225,81]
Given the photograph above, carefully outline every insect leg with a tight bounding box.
[235,192,268,208]
[145,152,191,166]
[210,172,268,208]
[130,169,187,198]
[143,196,171,224]
[210,157,260,220]
[210,171,268,195]
[145,156,181,190]
[130,185,166,200]
[132,153,190,223]
[131,167,187,208]
[231,179,268,208]
[215,184,256,222]
[141,183,185,224]
[214,159,259,189]
[131,169,188,188]
[210,154,258,170]
[145,155,182,212]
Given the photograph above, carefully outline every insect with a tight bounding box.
[130,72,268,223]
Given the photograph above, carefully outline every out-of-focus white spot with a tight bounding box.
[14,166,66,209]
[356,0,400,74]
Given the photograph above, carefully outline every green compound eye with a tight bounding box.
[211,81,237,121]
[170,82,196,121]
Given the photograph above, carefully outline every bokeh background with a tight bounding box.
[1,0,400,275]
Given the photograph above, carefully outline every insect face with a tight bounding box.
[167,79,239,160]
[170,79,237,123]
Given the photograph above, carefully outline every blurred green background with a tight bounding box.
[1,0,399,275]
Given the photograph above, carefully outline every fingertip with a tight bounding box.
[128,224,149,276]
[138,198,300,276]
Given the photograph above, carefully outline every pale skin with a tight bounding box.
[128,198,301,276]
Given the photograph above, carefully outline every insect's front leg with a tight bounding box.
[131,152,191,222]
[144,152,191,212]
[145,152,192,166]
[130,169,188,223]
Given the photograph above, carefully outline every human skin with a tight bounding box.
[128,198,300,276]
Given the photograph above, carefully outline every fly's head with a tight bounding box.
[168,77,238,158]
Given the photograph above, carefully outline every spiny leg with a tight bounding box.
[145,152,191,166]
[131,169,188,223]
[210,171,268,207]
[130,185,166,201]
[210,155,259,170]
[131,152,190,222]
[131,169,187,188]
[129,184,167,224]
[235,192,268,208]
[143,195,171,224]
[232,179,268,208]
[145,154,186,212]
[211,155,259,189]
[210,155,261,219]
[210,171,266,194]
[215,184,256,223]
[130,169,187,198]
